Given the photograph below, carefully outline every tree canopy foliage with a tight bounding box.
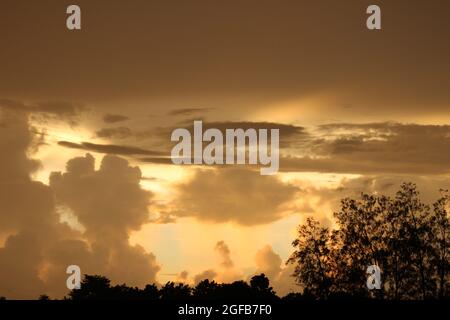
[66,273,277,301]
[287,183,449,300]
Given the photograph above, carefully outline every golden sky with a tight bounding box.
[1,0,450,299]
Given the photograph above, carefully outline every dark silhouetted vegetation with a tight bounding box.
[66,273,277,301]
[287,183,449,300]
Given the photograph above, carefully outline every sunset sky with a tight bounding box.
[1,0,450,299]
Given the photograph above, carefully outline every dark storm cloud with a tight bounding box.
[132,120,308,163]
[128,121,450,177]
[58,141,164,156]
[281,123,450,175]
[158,120,308,149]
[176,121,305,135]
[1,0,449,120]
[102,114,130,123]
[206,121,308,148]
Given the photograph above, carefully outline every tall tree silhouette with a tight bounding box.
[287,218,335,299]
[288,183,450,300]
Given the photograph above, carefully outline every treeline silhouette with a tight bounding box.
[65,273,278,301]
[1,183,448,301]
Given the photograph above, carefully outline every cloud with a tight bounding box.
[139,120,308,162]
[0,109,58,235]
[3,1,450,118]
[96,127,133,139]
[287,174,450,230]
[102,114,129,123]
[334,175,450,205]
[49,154,160,288]
[160,120,307,149]
[139,157,174,165]
[254,245,282,280]
[0,231,47,298]
[192,240,240,284]
[168,108,214,116]
[215,241,233,269]
[90,121,450,178]
[193,269,218,285]
[0,109,160,298]
[170,167,298,225]
[0,109,40,184]
[253,245,297,296]
[0,99,84,125]
[203,121,308,149]
[190,242,296,293]
[281,123,450,175]
[0,109,65,298]
[58,141,164,156]
[176,270,189,283]
[50,154,151,237]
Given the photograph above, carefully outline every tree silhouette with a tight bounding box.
[159,282,191,300]
[287,183,450,300]
[69,275,112,300]
[193,279,220,299]
[66,274,279,301]
[217,280,253,300]
[250,273,277,300]
[287,218,335,299]
[431,190,450,299]
[141,284,159,300]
